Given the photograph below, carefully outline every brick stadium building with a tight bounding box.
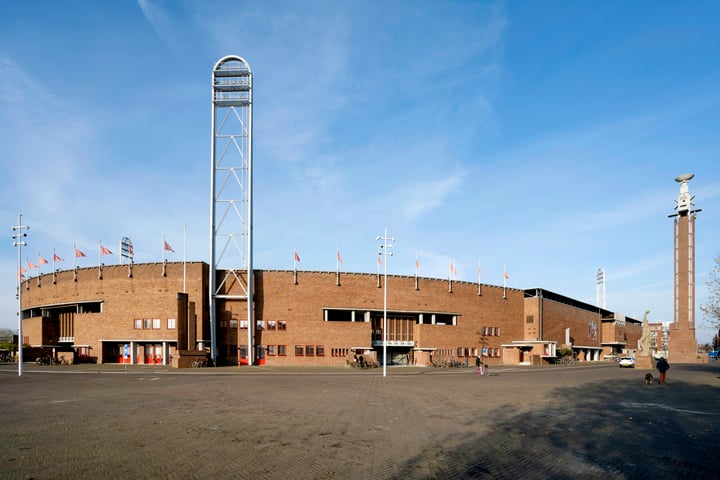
[19,262,641,367]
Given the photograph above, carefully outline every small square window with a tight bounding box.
[267,345,277,356]
[295,345,304,356]
[278,345,287,356]
[267,320,276,331]
[134,319,142,329]
[278,321,287,331]
[239,320,248,330]
[153,318,161,329]
[143,319,152,329]
[316,345,325,356]
[306,345,315,356]
[167,318,176,329]
[256,320,265,331]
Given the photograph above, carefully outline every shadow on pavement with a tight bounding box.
[400,373,720,479]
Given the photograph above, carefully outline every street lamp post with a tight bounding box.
[11,213,29,377]
[377,228,394,377]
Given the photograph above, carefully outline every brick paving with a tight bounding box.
[1,362,719,479]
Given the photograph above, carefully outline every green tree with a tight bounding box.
[700,255,720,350]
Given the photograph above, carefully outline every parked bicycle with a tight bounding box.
[192,359,208,368]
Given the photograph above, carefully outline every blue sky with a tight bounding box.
[1,1,719,343]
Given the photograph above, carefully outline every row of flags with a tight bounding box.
[18,238,177,280]
[292,246,510,282]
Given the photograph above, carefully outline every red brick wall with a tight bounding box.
[218,270,525,366]
[21,262,207,363]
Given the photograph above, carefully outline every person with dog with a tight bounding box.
[656,356,670,384]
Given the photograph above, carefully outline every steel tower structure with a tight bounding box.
[210,56,253,364]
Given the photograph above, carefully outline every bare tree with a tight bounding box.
[700,255,720,350]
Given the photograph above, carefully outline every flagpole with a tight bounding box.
[503,264,507,299]
[478,261,482,296]
[183,224,187,293]
[414,252,419,290]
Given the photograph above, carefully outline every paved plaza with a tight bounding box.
[1,361,719,479]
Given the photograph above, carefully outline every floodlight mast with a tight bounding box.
[377,228,395,377]
[11,213,28,377]
[210,56,253,366]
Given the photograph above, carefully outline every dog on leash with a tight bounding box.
[645,373,654,384]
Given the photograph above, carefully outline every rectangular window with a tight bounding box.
[229,319,238,329]
[526,315,534,324]
[481,326,487,335]
[267,320,276,331]
[457,347,464,357]
[316,345,325,356]
[153,318,161,329]
[278,321,287,331]
[239,320,248,330]
[143,319,153,329]
[494,327,500,336]
[167,318,176,329]
[295,345,304,356]
[267,345,277,356]
[134,319,142,329]
[256,320,265,331]
[306,345,315,356]
[278,345,287,356]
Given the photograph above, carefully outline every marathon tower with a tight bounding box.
[669,173,700,363]
[210,56,253,365]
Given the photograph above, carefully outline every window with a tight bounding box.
[267,320,276,331]
[167,318,176,329]
[526,315,534,324]
[316,345,325,356]
[481,327,487,335]
[256,320,265,331]
[305,345,315,356]
[229,319,238,329]
[153,318,161,329]
[267,345,277,356]
[278,345,287,356]
[295,345,304,356]
[278,321,287,331]
[134,319,142,329]
[457,347,464,357]
[239,345,247,359]
[143,319,153,329]
[239,320,248,330]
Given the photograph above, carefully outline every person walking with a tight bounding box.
[656,356,670,384]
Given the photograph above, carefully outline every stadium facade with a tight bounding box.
[19,262,641,367]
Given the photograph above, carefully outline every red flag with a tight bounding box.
[38,256,48,266]
[294,251,301,263]
[337,250,343,265]
[377,254,382,265]
[164,240,175,252]
[27,260,38,269]
[75,248,87,258]
[54,253,65,262]
[100,245,112,255]
[21,267,27,274]
[504,269,509,280]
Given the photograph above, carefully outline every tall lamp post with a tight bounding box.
[11,214,29,377]
[377,228,394,377]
